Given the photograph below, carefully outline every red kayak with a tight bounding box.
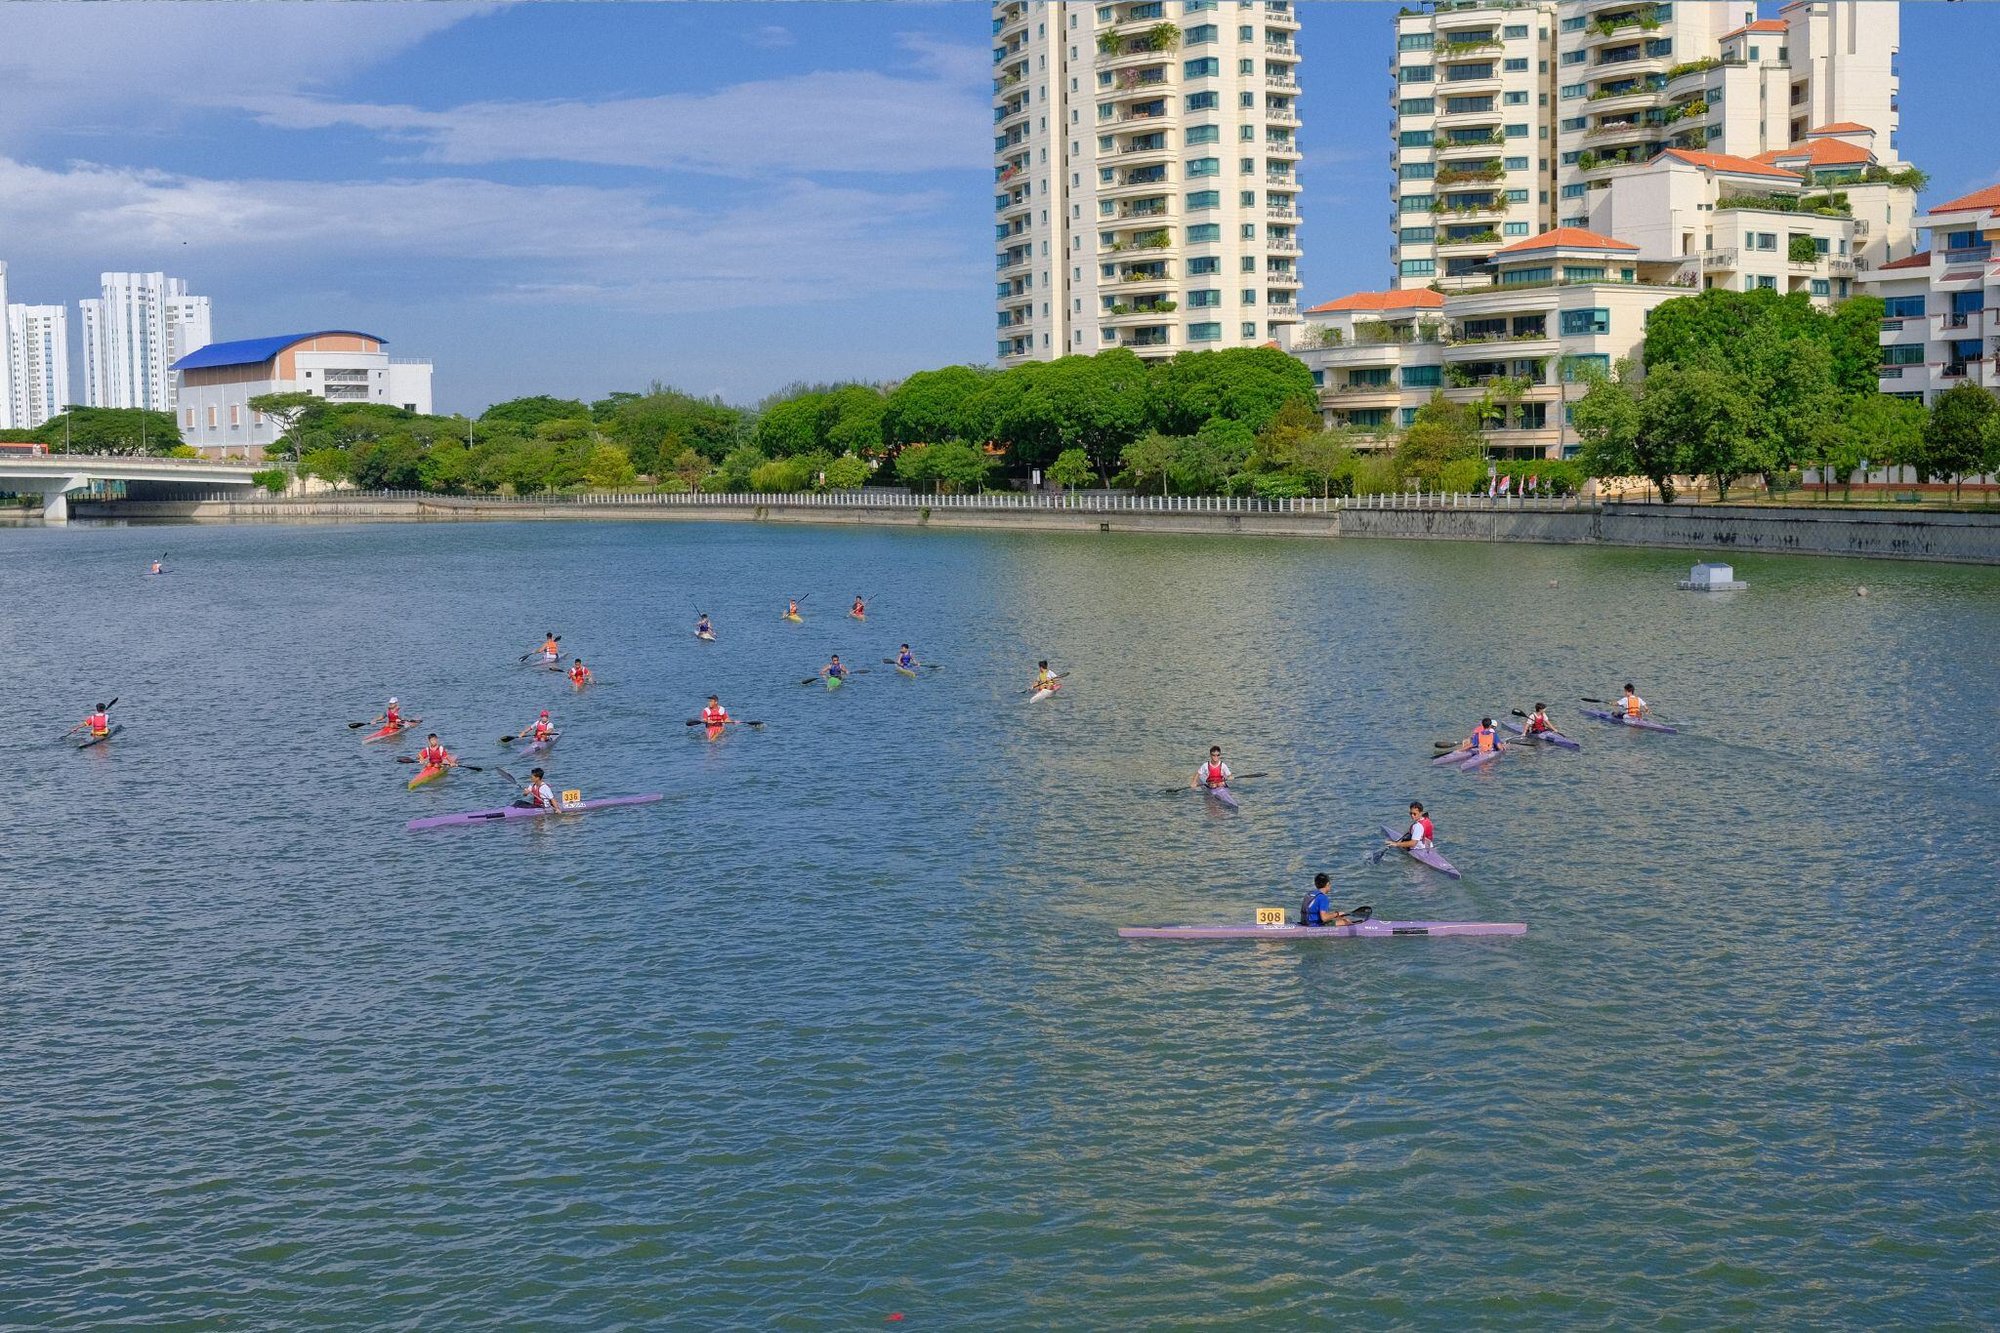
[364,718,418,743]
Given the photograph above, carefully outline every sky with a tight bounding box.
[1,1,1995,415]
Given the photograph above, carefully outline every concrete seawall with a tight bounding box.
[71,495,2000,565]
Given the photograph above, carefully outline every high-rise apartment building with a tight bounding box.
[995,0,1305,365]
[7,304,71,430]
[80,272,212,412]
[1389,3,1558,291]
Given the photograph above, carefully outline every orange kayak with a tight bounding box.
[407,763,447,790]
[365,718,418,743]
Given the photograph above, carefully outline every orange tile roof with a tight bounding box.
[1805,121,1874,136]
[1722,19,1788,39]
[1754,139,1874,169]
[1304,290,1446,314]
[1492,226,1639,256]
[1657,148,1801,181]
[1875,251,1932,271]
[1928,183,2000,215]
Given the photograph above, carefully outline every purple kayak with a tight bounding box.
[515,729,562,757]
[1199,783,1240,811]
[1502,720,1581,751]
[1120,919,1524,941]
[407,793,663,832]
[1431,745,1503,771]
[1578,707,1677,734]
[1379,825,1461,879]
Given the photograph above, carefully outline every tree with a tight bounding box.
[298,447,352,486]
[666,448,709,489]
[583,442,637,489]
[994,350,1151,478]
[1921,382,1996,499]
[882,366,991,447]
[1818,394,1923,499]
[481,395,591,433]
[824,386,887,459]
[929,441,996,493]
[1569,362,1643,491]
[824,454,871,489]
[754,392,826,457]
[706,444,765,493]
[1181,417,1256,495]
[31,407,181,456]
[1637,363,1756,500]
[247,391,322,459]
[1738,329,1838,488]
[893,443,937,491]
[1120,432,1182,496]
[1828,295,1887,395]
[1047,447,1094,491]
[1394,393,1483,487]
[1275,427,1357,499]
[1643,288,1822,374]
[350,434,425,490]
[1147,346,1318,437]
[593,387,746,470]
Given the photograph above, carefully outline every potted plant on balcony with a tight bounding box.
[1145,22,1181,51]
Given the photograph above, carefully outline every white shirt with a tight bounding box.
[1409,821,1430,847]
[1198,761,1233,785]
[525,781,556,807]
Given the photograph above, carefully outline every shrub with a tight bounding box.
[250,467,288,494]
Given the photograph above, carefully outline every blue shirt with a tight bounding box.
[1302,890,1332,926]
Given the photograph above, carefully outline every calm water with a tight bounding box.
[3,519,1996,1327]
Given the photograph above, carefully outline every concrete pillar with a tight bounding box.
[39,475,85,524]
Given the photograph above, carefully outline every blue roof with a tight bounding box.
[172,331,385,371]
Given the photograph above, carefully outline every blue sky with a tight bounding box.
[1,2,1993,414]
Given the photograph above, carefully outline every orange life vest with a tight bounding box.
[1472,725,1496,752]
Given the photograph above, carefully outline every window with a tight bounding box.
[1563,266,1603,282]
[1560,182,1588,199]
[1399,258,1437,276]
[1402,365,1442,387]
[1399,65,1434,83]
[1186,23,1218,42]
[1186,124,1220,145]
[1240,157,1257,174]
[1504,122,1528,138]
[1810,278,1830,297]
[1503,222,1529,237]
[1752,232,1777,251]
[1400,161,1435,180]
[1500,265,1552,285]
[1238,24,1254,40]
[1882,344,1923,366]
[1560,83,1585,100]
[1241,288,1257,304]
[1239,91,1255,108]
[1504,90,1528,104]
[1400,195,1434,213]
[1189,289,1222,308]
[1190,322,1222,341]
[1560,308,1609,335]
[1240,124,1256,141]
[1561,116,1586,131]
[1238,58,1255,75]
[1241,257,1257,272]
[1443,96,1493,114]
[206,406,218,428]
[1560,14,1587,31]
[1187,189,1221,209]
[1187,156,1220,177]
[1400,226,1436,242]
[1397,407,1421,427]
[1504,156,1528,170]
[1400,129,1435,147]
[1241,223,1256,238]
[1398,32,1433,51]
[1562,353,1609,380]
[1756,275,1776,290]
[1560,49,1587,66]
[1184,57,1219,78]
[1505,188,1529,203]
[184,407,195,428]
[1504,57,1528,72]
[1188,256,1221,275]
[1242,322,1260,339]
[1240,190,1256,205]
[1186,91,1218,111]
[1188,222,1222,242]
[1445,62,1494,82]
[1400,97,1435,115]
[1503,23,1528,38]
[1882,294,1924,318]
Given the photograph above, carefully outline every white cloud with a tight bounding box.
[746,23,795,49]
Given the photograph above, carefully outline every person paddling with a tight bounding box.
[1523,703,1555,736]
[515,767,563,811]
[1191,745,1233,792]
[1456,716,1505,756]
[80,703,112,739]
[820,655,848,683]
[785,599,802,621]
[1032,660,1061,695]
[850,595,867,619]
[696,612,714,638]
[896,644,919,671]
[567,658,592,687]
[1299,873,1353,928]
[536,632,560,662]
[1384,802,1436,852]
[1617,683,1650,720]
[518,709,557,744]
[416,733,456,771]
[148,558,163,575]
[700,695,731,726]
[383,698,403,731]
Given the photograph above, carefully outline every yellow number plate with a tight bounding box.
[561,789,582,804]
[1255,907,1287,926]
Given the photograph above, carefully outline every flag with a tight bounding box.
[1528,473,1538,493]
[1496,474,1511,495]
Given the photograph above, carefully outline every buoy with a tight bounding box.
[1856,586,1868,597]
[1547,579,1558,588]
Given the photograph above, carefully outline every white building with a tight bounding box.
[79,272,212,412]
[0,261,14,430]
[995,0,1306,364]
[171,330,435,458]
[7,303,71,430]
[1858,182,2000,404]
[1298,227,1697,458]
[1390,2,1559,291]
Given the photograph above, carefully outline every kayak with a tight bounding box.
[825,674,844,691]
[76,725,123,750]
[704,723,727,743]
[569,675,591,690]
[1119,919,1525,941]
[1029,684,1060,704]
[1201,784,1240,811]
[1579,707,1677,734]
[783,613,803,623]
[1502,720,1581,751]
[896,665,919,678]
[1431,745,1502,771]
[516,729,561,756]
[696,630,716,642]
[364,718,418,743]
[407,763,448,790]
[1379,824,1461,879]
[849,611,866,621]
[407,792,664,833]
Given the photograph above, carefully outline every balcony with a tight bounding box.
[1268,303,1300,317]
[1436,131,1507,154]
[1266,271,1301,289]
[1115,266,1174,288]
[1266,74,1299,91]
[1121,332,1176,350]
[1266,171,1296,186]
[1265,41,1296,57]
[1266,142,1302,161]
[1943,244,1993,264]
[1700,248,1738,269]
[1267,205,1298,220]
[1266,107,1300,125]
[1267,238,1301,254]
[1437,229,1502,249]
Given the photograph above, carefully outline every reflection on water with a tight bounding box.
[2,520,1995,1325]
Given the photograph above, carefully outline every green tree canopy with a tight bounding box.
[882,366,991,447]
[31,407,182,456]
[1147,346,1318,437]
[480,395,591,433]
[1921,382,1996,496]
[1394,393,1483,486]
[1638,363,1757,500]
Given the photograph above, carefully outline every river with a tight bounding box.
[4,519,1996,1326]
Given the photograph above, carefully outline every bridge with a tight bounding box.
[0,454,266,521]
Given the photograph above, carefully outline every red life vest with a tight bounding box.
[527,783,552,808]
[420,745,447,766]
[1527,714,1549,734]
[1473,726,1496,752]
[702,706,727,724]
[1204,762,1226,786]
[384,709,400,727]
[569,666,587,683]
[534,720,552,739]
[87,712,108,734]
[1415,816,1434,843]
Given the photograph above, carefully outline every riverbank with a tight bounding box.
[66,492,2000,564]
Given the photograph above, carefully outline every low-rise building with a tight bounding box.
[171,330,434,458]
[1296,227,1692,459]
[1858,182,2000,404]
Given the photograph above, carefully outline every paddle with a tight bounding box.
[396,756,485,773]
[683,718,764,728]
[1170,770,1271,794]
[518,635,560,663]
[58,697,118,740]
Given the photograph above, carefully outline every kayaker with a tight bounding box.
[537,632,560,662]
[820,655,848,683]
[1618,684,1649,719]
[80,703,111,739]
[383,698,403,730]
[1299,873,1353,928]
[417,734,455,770]
[700,695,730,725]
[785,599,801,620]
[515,767,564,811]
[1458,717,1504,755]
[696,613,713,638]
[851,595,866,618]
[148,559,163,575]
[1032,661,1060,695]
[1524,704,1554,736]
[568,658,592,687]
[1384,802,1436,851]
[1191,746,1233,791]
[896,644,918,670]
[518,709,556,743]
